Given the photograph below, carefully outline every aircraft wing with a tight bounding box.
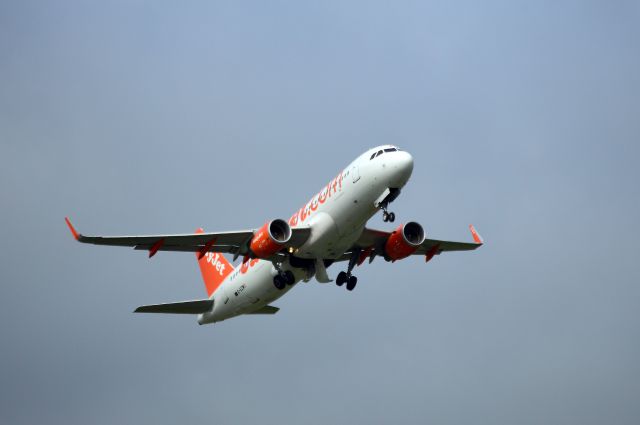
[64,217,311,259]
[412,224,483,255]
[336,224,483,262]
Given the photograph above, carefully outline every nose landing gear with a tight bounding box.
[382,209,395,223]
[376,188,401,223]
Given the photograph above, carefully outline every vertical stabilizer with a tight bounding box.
[195,228,234,296]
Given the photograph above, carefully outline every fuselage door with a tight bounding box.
[351,165,360,183]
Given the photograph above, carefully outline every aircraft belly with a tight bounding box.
[295,212,340,259]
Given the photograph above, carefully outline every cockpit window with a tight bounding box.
[370,148,397,160]
[370,150,384,160]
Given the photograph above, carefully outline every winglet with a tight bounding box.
[469,224,483,245]
[64,217,81,241]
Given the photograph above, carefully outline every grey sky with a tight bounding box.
[1,1,639,424]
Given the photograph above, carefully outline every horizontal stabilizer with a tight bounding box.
[247,305,280,315]
[134,299,213,314]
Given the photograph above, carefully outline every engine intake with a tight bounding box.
[385,221,426,261]
[250,219,292,258]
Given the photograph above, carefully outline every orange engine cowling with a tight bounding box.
[384,222,426,261]
[250,219,292,258]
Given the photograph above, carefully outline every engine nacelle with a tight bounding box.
[384,221,426,261]
[250,219,292,258]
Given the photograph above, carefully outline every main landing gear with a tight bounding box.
[336,271,358,291]
[336,249,360,291]
[273,270,295,290]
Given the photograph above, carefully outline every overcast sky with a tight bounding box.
[1,1,639,424]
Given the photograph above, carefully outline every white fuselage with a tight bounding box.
[198,146,413,324]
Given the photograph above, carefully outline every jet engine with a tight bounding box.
[384,221,425,261]
[250,219,292,258]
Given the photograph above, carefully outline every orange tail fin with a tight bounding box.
[195,228,234,297]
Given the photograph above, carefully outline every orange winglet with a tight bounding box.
[148,239,165,258]
[64,217,80,240]
[469,224,483,244]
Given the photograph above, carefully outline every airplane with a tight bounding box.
[65,146,483,325]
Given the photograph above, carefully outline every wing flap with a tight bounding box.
[132,244,238,254]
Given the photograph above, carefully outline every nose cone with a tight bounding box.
[389,151,414,187]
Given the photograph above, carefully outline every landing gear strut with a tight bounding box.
[378,188,400,223]
[336,250,360,291]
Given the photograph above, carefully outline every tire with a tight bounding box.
[284,270,295,285]
[273,275,286,290]
[382,212,389,222]
[346,275,358,291]
[336,271,347,286]
[388,212,395,222]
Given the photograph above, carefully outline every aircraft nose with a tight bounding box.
[390,151,414,187]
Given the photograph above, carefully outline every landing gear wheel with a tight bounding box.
[336,271,347,286]
[284,270,295,285]
[346,275,358,291]
[388,212,395,222]
[382,211,389,222]
[273,275,286,290]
